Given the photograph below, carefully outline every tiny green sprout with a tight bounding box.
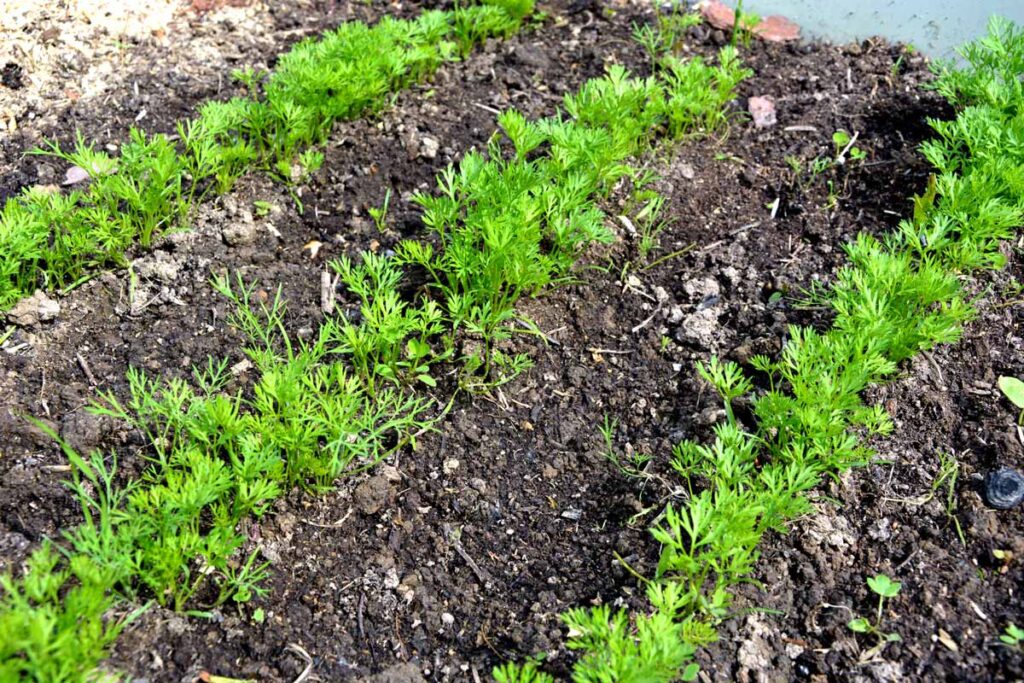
[252,608,266,624]
[833,129,867,164]
[660,335,672,353]
[369,188,392,232]
[299,149,324,178]
[847,574,902,651]
[997,376,1024,424]
[1000,623,1024,650]
[714,152,744,163]
[253,200,274,217]
[868,574,901,600]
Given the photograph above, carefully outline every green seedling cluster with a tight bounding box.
[0,9,747,679]
[501,15,1024,683]
[0,0,533,311]
[1,273,432,679]
[1001,623,1024,650]
[491,23,752,683]
[335,45,749,386]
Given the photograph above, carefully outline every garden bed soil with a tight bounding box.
[1,1,1022,681]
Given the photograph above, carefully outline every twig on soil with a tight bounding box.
[630,304,662,334]
[472,101,502,115]
[920,350,947,391]
[76,352,99,387]
[586,347,633,355]
[639,243,696,272]
[730,221,760,236]
[783,125,819,133]
[302,508,353,528]
[835,130,861,164]
[443,523,492,585]
[320,269,337,315]
[894,548,919,572]
[285,643,314,683]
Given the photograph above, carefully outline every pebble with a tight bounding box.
[748,96,777,128]
[6,290,60,327]
[419,136,440,159]
[222,213,258,246]
[984,467,1024,510]
[353,475,390,515]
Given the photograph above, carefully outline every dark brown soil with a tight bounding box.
[1,1,1022,682]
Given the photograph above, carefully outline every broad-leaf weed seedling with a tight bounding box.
[847,575,903,658]
[1000,623,1024,651]
[0,0,535,312]
[997,375,1024,423]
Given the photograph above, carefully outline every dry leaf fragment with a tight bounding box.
[937,628,959,652]
[63,165,90,185]
[303,240,323,259]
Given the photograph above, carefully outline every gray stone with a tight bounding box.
[7,290,60,327]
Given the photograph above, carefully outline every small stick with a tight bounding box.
[730,221,760,236]
[320,270,335,315]
[587,348,633,355]
[783,125,819,132]
[444,524,491,584]
[76,352,98,387]
[453,540,490,585]
[631,304,662,334]
[285,643,313,683]
[472,102,502,115]
[302,508,352,528]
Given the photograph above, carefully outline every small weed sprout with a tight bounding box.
[833,129,867,164]
[1000,623,1024,651]
[368,188,392,232]
[847,574,903,655]
[731,0,760,49]
[997,375,1024,424]
[599,415,652,479]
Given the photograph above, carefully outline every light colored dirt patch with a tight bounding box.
[0,0,268,136]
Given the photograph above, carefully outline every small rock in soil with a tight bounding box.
[755,15,801,43]
[222,213,258,245]
[419,135,440,159]
[134,251,182,283]
[984,467,1024,510]
[354,474,391,515]
[675,307,720,349]
[748,95,777,128]
[683,276,720,300]
[364,662,425,683]
[6,290,60,327]
[699,1,800,43]
[62,165,90,185]
[512,43,550,71]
